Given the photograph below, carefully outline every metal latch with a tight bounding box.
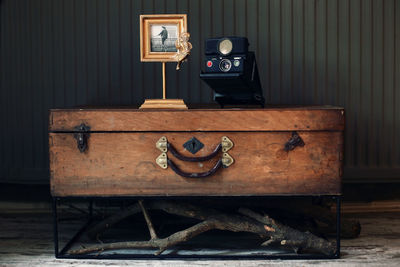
[284,131,305,152]
[73,123,90,153]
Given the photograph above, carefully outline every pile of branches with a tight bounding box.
[69,199,360,256]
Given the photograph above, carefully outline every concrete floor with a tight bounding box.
[0,205,400,267]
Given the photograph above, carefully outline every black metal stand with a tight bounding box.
[53,198,94,258]
[53,196,341,260]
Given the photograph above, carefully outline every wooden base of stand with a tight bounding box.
[139,99,188,109]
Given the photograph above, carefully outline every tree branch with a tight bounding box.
[138,200,158,240]
[70,220,216,255]
[238,207,336,255]
[76,200,336,256]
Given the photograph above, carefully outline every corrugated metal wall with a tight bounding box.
[1,0,399,184]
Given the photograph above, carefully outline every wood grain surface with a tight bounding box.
[139,99,188,109]
[50,131,343,196]
[49,107,345,132]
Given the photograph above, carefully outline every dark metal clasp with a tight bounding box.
[284,131,305,152]
[73,123,90,153]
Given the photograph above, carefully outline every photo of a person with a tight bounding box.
[150,24,178,52]
[159,26,168,46]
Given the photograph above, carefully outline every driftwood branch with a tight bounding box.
[138,200,158,240]
[70,220,216,255]
[229,199,360,238]
[70,200,336,256]
[238,208,335,254]
[86,198,360,242]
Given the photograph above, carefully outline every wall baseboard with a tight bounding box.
[343,167,400,183]
[332,200,400,214]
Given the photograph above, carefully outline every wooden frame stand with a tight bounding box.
[139,62,188,110]
[139,99,188,109]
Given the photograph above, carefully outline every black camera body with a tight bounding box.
[204,55,246,73]
[200,37,264,107]
[203,37,248,73]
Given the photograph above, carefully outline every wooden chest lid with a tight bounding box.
[49,106,344,132]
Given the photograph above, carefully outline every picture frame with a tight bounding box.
[140,14,187,62]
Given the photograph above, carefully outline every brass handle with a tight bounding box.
[155,136,234,175]
[168,158,223,178]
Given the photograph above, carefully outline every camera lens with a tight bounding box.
[219,59,232,72]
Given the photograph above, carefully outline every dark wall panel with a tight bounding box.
[1,0,399,184]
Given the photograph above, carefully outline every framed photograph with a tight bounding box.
[140,14,187,62]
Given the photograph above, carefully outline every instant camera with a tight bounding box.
[199,37,265,107]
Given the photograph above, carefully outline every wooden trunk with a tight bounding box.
[49,107,344,197]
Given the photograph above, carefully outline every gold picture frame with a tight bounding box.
[140,14,187,62]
